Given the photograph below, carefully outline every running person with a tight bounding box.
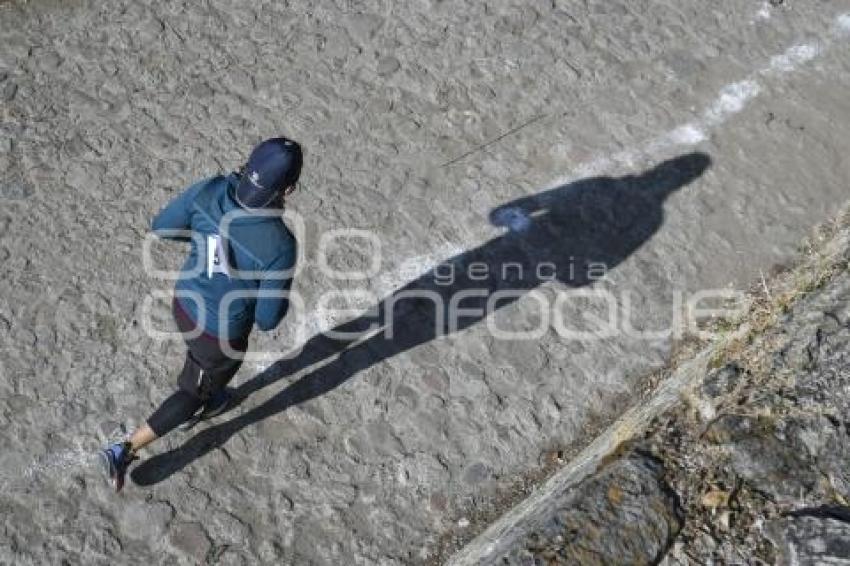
[100,137,302,491]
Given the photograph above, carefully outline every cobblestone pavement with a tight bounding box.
[2,1,850,564]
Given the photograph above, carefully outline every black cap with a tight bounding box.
[235,137,303,208]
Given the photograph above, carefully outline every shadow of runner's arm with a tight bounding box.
[488,182,581,231]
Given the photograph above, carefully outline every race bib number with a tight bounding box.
[206,234,232,278]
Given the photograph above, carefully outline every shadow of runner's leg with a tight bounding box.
[131,322,422,485]
[231,308,384,403]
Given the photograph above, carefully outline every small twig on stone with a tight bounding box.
[760,270,772,301]
[440,114,546,168]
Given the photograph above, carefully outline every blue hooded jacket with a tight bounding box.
[151,174,296,339]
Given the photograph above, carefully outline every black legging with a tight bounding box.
[146,299,248,437]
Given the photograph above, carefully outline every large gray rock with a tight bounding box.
[703,413,850,504]
[767,511,850,566]
[500,455,683,565]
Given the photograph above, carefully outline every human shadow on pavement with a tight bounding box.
[132,152,711,486]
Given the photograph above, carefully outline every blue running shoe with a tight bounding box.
[99,441,137,492]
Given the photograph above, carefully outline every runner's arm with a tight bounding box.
[254,248,297,331]
[151,179,209,241]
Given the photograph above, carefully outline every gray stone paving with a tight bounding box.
[2,1,850,564]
